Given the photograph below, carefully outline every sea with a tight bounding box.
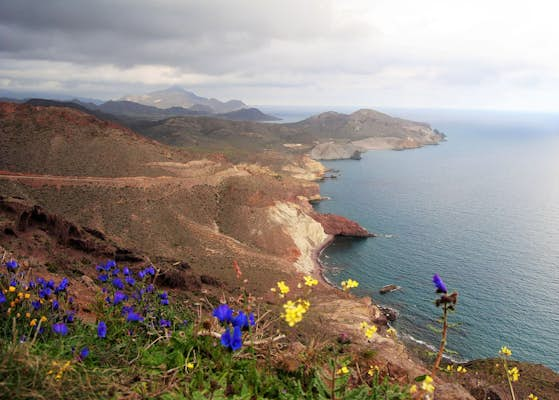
[261,106,559,371]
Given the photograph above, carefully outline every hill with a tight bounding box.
[129,108,445,158]
[122,85,247,113]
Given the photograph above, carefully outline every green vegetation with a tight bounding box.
[0,259,411,399]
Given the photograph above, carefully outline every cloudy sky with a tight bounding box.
[1,0,558,110]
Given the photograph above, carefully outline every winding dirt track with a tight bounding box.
[0,167,249,189]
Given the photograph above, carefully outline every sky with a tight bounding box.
[1,0,559,111]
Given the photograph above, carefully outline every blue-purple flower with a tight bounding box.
[78,347,89,360]
[123,267,130,276]
[113,291,128,305]
[0,292,6,304]
[5,260,18,271]
[213,304,233,323]
[125,276,136,286]
[55,277,69,293]
[112,278,124,290]
[97,321,107,338]
[159,319,171,328]
[126,311,144,322]
[432,274,447,293]
[220,325,242,351]
[52,322,69,336]
[32,300,41,310]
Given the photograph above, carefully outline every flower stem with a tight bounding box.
[503,357,517,400]
[432,304,448,377]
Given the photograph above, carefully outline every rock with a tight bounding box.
[114,248,144,263]
[378,305,398,321]
[312,213,374,237]
[310,141,362,160]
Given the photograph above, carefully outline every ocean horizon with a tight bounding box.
[282,107,559,372]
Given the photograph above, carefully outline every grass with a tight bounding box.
[0,259,412,400]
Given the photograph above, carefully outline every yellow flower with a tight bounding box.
[360,321,377,339]
[8,286,16,292]
[282,299,309,327]
[25,312,31,319]
[10,301,15,307]
[386,327,397,337]
[367,365,380,376]
[17,292,24,298]
[24,293,30,299]
[500,346,512,357]
[341,279,359,291]
[446,365,454,372]
[528,394,538,400]
[304,275,318,287]
[508,366,520,382]
[186,362,194,370]
[457,365,467,373]
[30,319,37,327]
[16,313,21,318]
[276,281,290,297]
[409,384,418,394]
[421,375,435,393]
[40,316,47,323]
[336,366,349,375]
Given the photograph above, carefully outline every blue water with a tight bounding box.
[311,109,559,371]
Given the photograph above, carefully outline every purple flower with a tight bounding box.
[65,311,75,323]
[432,274,448,294]
[98,274,109,283]
[125,276,136,286]
[55,277,69,293]
[5,260,18,271]
[138,270,146,279]
[159,319,171,328]
[10,278,17,287]
[213,304,232,323]
[31,300,41,310]
[28,281,36,289]
[79,347,89,360]
[36,277,46,286]
[112,278,124,290]
[46,280,55,289]
[232,311,248,329]
[123,267,130,276]
[146,284,154,293]
[160,299,169,306]
[0,292,6,304]
[52,322,69,336]
[126,312,144,322]
[97,321,107,338]
[39,288,51,299]
[52,300,59,311]
[121,305,134,315]
[220,326,242,351]
[106,260,116,269]
[145,266,155,276]
[113,291,128,305]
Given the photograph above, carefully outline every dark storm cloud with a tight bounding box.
[0,0,360,73]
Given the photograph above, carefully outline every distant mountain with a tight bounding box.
[0,89,104,104]
[217,107,281,122]
[84,99,279,122]
[121,86,247,113]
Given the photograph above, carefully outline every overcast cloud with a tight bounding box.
[1,0,559,110]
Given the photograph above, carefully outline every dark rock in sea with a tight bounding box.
[349,150,362,160]
[312,213,374,237]
[378,305,398,322]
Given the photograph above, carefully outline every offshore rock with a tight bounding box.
[312,213,374,237]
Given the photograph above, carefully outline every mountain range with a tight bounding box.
[121,85,247,113]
